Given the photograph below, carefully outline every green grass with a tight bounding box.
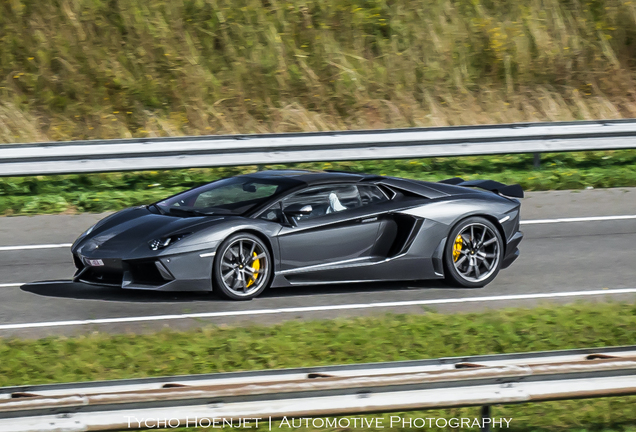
[2,302,636,431]
[1,0,636,142]
[1,150,635,215]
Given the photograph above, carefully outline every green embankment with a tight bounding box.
[2,0,636,142]
[2,302,636,431]
[2,150,636,215]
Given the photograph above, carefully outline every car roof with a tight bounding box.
[243,169,381,185]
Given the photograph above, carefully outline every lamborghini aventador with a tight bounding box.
[71,170,523,300]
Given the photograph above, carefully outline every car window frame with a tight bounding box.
[155,176,297,216]
[357,184,391,206]
[255,182,389,223]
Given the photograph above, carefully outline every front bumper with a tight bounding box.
[73,251,214,292]
[501,230,523,269]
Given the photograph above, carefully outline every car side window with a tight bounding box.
[258,184,389,224]
[358,185,389,205]
[261,185,362,223]
[260,203,283,223]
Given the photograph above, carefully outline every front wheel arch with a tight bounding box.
[230,228,276,267]
[212,231,274,300]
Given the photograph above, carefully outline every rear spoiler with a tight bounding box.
[439,178,524,199]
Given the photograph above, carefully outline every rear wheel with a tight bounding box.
[213,233,272,300]
[444,217,503,288]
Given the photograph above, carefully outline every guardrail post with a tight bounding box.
[533,153,541,169]
[481,405,491,432]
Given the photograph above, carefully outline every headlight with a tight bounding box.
[149,233,191,251]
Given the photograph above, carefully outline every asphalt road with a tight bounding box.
[0,187,635,337]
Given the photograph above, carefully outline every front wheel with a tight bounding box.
[213,233,272,300]
[444,217,503,288]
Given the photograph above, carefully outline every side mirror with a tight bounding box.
[283,203,313,217]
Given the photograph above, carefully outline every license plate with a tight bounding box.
[85,259,104,267]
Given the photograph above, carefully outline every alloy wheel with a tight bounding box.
[220,238,269,297]
[451,223,500,283]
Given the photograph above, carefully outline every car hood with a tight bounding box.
[74,207,228,256]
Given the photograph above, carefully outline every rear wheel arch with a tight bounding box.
[448,213,506,248]
[478,214,507,255]
[443,215,504,288]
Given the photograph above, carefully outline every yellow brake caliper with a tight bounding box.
[453,235,463,262]
[246,252,260,288]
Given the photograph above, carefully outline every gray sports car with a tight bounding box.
[71,170,523,300]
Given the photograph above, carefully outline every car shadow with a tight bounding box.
[20,281,215,303]
[19,280,453,303]
[261,280,452,298]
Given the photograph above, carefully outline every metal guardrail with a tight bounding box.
[1,346,635,431]
[1,119,636,176]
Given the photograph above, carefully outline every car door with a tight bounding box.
[275,184,384,281]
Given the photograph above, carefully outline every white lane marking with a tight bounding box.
[0,214,635,252]
[0,281,68,289]
[0,243,73,251]
[0,288,634,331]
[521,215,636,225]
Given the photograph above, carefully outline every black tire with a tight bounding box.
[443,216,504,288]
[212,232,273,300]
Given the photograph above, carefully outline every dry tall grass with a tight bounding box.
[1,0,636,142]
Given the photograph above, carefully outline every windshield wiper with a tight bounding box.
[168,206,234,217]
[168,207,209,217]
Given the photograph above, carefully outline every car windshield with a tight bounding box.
[155,176,295,216]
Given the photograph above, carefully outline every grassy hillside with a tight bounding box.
[2,0,636,143]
